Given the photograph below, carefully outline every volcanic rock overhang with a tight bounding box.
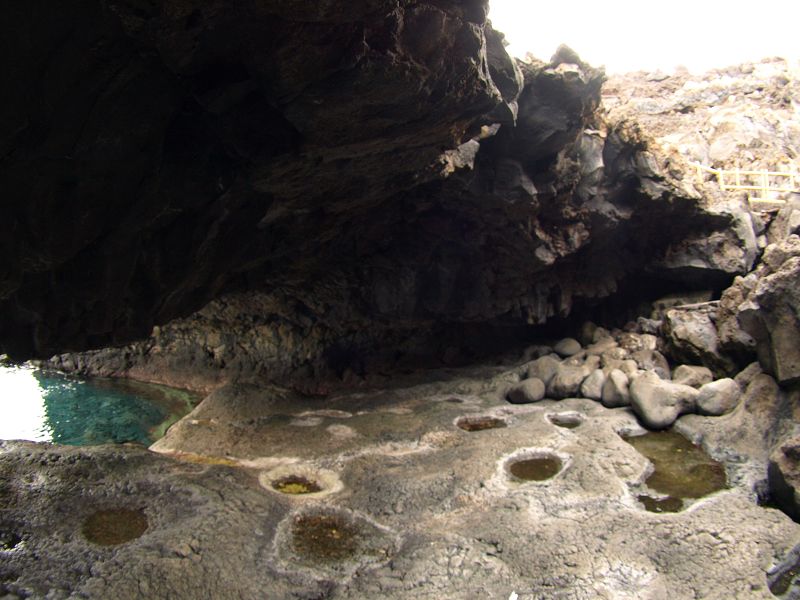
[0,1,739,361]
[0,0,515,358]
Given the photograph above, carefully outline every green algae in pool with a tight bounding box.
[624,430,727,512]
[0,365,199,446]
[272,475,323,495]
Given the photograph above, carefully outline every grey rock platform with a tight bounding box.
[1,362,798,599]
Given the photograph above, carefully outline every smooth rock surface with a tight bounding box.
[580,369,606,401]
[525,355,561,386]
[547,365,591,399]
[506,378,546,404]
[630,371,699,429]
[601,369,631,408]
[553,337,582,357]
[696,378,742,416]
[673,365,715,388]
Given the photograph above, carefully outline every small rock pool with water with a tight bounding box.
[0,365,200,446]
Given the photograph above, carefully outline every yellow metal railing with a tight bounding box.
[691,162,799,205]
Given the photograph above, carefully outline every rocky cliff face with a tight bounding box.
[604,58,800,173]
[0,0,513,358]
[5,9,800,596]
[1,1,759,375]
[39,73,771,391]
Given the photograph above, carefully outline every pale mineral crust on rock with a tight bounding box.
[3,363,799,599]
[603,58,800,175]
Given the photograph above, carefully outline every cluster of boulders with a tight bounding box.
[506,325,743,430]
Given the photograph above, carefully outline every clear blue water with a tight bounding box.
[0,365,198,446]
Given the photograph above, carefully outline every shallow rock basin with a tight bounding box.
[82,508,148,546]
[290,512,360,562]
[548,412,585,429]
[272,475,323,495]
[507,455,563,482]
[623,430,728,512]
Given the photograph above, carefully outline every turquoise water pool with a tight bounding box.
[0,365,199,446]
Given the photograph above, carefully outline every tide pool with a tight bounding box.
[0,365,198,446]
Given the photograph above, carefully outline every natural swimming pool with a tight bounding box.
[0,365,199,446]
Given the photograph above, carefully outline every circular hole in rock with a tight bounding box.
[456,416,507,432]
[548,413,584,429]
[259,465,343,498]
[291,512,360,563]
[507,455,563,482]
[272,475,323,495]
[82,508,148,546]
[277,507,398,577]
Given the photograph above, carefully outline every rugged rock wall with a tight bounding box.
[0,0,514,358]
[604,58,800,173]
[47,55,783,392]
[43,55,757,390]
[2,2,777,393]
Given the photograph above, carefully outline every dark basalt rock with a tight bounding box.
[0,0,509,359]
[0,1,747,374]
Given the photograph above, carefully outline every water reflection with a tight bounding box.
[623,430,728,513]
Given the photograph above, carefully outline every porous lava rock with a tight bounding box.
[603,58,800,175]
[0,0,513,358]
[718,235,800,385]
[1,2,753,380]
[769,435,800,522]
[662,302,737,376]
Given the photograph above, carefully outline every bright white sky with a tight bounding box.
[489,0,800,74]
[0,366,52,442]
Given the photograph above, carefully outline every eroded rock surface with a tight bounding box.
[3,359,798,599]
[1,2,762,391]
[603,58,800,174]
[719,234,800,385]
[0,0,513,358]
